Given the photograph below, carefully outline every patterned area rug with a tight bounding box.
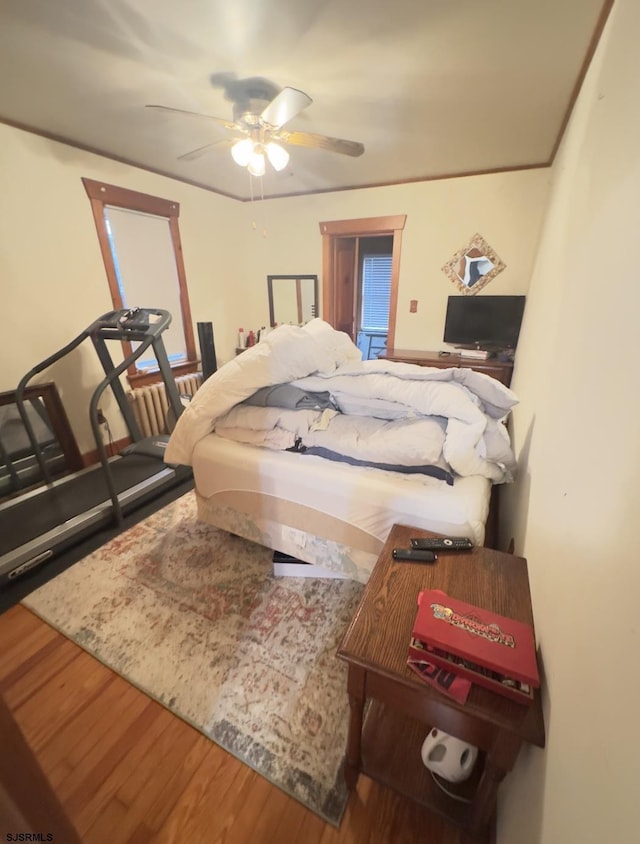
[22,491,364,826]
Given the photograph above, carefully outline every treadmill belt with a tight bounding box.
[0,454,171,555]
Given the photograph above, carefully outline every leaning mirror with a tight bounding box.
[0,383,83,500]
[442,233,505,295]
[267,275,318,327]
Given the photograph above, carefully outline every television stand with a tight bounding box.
[379,349,514,387]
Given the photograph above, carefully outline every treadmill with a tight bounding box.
[0,307,191,583]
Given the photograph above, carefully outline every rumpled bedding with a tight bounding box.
[165,319,519,484]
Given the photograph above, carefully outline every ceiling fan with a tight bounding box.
[146,82,365,176]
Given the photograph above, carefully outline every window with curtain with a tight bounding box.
[103,206,186,369]
[360,254,392,331]
[82,178,196,387]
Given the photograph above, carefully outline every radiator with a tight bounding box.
[127,372,202,437]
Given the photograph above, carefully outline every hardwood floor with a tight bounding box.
[0,605,462,843]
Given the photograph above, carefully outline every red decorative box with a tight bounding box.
[410,589,540,704]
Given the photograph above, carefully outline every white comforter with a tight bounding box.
[165,319,519,483]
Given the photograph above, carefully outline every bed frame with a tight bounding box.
[191,435,498,582]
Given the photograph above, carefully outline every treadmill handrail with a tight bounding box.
[88,329,175,523]
[13,307,185,525]
[88,307,173,342]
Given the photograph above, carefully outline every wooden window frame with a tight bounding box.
[82,178,197,387]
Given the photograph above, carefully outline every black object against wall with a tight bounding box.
[443,296,526,350]
[197,322,218,381]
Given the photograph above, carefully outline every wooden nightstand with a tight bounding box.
[337,524,545,843]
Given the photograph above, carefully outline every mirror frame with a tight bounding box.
[442,233,506,295]
[267,274,318,327]
[1,382,83,498]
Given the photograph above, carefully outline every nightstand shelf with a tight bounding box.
[361,700,486,832]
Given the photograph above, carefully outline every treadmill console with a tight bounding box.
[92,308,167,338]
[118,307,149,330]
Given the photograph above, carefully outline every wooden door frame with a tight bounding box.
[319,215,406,347]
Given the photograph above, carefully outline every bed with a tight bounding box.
[165,320,518,583]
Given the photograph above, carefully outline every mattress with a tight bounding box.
[192,434,491,583]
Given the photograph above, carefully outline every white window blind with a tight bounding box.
[361,255,392,331]
[104,206,185,368]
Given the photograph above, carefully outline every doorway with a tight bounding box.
[319,215,406,356]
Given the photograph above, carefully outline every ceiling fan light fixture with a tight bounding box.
[266,142,289,171]
[149,85,365,189]
[231,137,254,167]
[247,149,266,177]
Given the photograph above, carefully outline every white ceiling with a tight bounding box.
[0,0,610,201]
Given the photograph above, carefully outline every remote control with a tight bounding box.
[392,548,437,563]
[410,537,473,552]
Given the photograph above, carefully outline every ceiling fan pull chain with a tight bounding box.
[249,174,257,230]
[247,173,267,237]
[260,179,267,238]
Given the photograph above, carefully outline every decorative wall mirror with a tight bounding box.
[442,233,505,295]
[267,275,318,327]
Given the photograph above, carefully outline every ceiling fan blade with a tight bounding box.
[277,129,364,157]
[260,87,312,129]
[177,139,230,162]
[146,104,236,130]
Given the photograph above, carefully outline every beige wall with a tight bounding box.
[239,169,549,351]
[499,1,640,842]
[0,124,243,449]
[1,122,549,452]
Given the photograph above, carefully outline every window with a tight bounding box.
[82,178,196,386]
[360,254,392,332]
[355,235,394,360]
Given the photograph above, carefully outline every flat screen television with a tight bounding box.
[443,295,526,350]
